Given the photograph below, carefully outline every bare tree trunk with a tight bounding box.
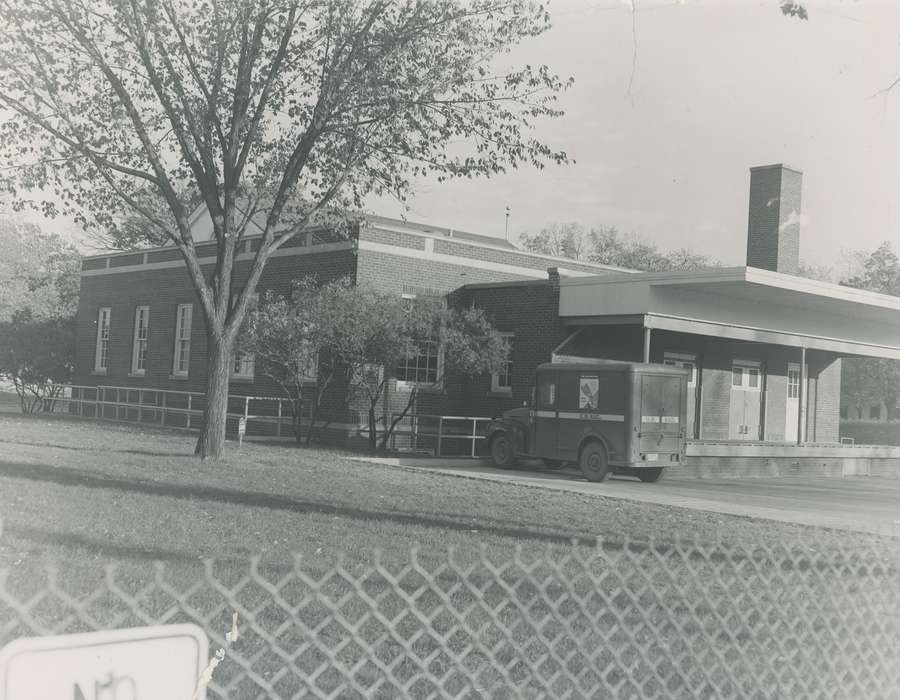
[368,402,378,452]
[293,395,303,445]
[195,334,232,459]
[380,386,417,451]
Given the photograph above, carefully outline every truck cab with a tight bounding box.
[485,361,689,482]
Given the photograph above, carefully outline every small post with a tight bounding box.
[797,346,806,446]
[186,393,192,430]
[238,416,247,446]
[161,391,167,426]
[471,418,477,458]
[642,326,652,364]
[138,389,143,423]
[276,399,282,438]
[436,416,443,457]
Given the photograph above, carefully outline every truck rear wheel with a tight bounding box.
[579,442,610,483]
[637,467,664,483]
[490,433,515,468]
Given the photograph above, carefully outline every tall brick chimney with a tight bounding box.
[746,164,802,275]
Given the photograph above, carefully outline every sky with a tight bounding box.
[370,0,900,270]
[20,0,900,270]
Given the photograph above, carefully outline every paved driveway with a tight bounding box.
[370,458,900,536]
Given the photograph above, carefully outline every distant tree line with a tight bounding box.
[516,222,719,272]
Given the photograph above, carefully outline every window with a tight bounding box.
[94,307,111,372]
[172,304,192,377]
[131,306,150,375]
[663,352,697,386]
[787,367,800,399]
[396,339,441,384]
[491,332,514,393]
[732,361,761,391]
[233,352,255,379]
[232,293,258,380]
[747,367,760,388]
[395,292,443,386]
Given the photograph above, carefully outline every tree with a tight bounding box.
[0,0,571,459]
[240,276,345,445]
[840,242,900,420]
[0,216,80,412]
[518,222,719,271]
[270,279,507,451]
[518,222,590,260]
[0,317,75,413]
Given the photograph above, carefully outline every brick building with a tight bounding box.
[74,164,900,459]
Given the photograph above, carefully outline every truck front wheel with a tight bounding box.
[579,441,610,483]
[490,433,515,468]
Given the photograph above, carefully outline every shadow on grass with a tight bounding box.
[0,437,189,459]
[0,460,597,549]
[4,523,204,562]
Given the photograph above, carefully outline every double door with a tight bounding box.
[729,361,764,440]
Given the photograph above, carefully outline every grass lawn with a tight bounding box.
[0,410,870,568]
[1,411,898,698]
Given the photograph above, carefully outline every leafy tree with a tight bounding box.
[840,242,900,420]
[0,317,74,413]
[0,0,570,459]
[240,277,345,445]
[0,216,80,412]
[283,283,506,452]
[0,218,80,322]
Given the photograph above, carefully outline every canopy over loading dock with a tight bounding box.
[556,267,900,449]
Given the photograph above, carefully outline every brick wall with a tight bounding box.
[444,281,565,417]
[746,165,801,275]
[355,249,532,295]
[75,249,358,397]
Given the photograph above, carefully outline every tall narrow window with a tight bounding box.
[491,332,514,393]
[172,304,192,377]
[232,294,257,380]
[131,306,150,375]
[94,307,111,372]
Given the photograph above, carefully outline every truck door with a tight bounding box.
[534,371,558,457]
[639,374,683,456]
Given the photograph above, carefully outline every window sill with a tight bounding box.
[394,381,444,394]
[127,372,146,378]
[91,369,107,376]
[169,374,189,381]
[487,390,513,398]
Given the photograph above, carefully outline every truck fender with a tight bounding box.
[577,433,611,463]
[486,421,525,455]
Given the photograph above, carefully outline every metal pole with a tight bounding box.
[276,399,282,437]
[186,394,191,430]
[161,391,167,426]
[471,418,477,458]
[436,416,443,457]
[642,326,652,364]
[138,389,143,423]
[797,347,806,446]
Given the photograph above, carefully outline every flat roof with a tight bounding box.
[559,266,900,360]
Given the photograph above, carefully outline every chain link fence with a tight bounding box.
[2,533,899,699]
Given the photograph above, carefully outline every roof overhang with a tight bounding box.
[559,267,900,360]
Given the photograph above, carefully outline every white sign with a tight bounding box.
[0,624,208,700]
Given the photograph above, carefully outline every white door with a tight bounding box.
[664,353,698,439]
[785,363,803,442]
[729,361,763,440]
